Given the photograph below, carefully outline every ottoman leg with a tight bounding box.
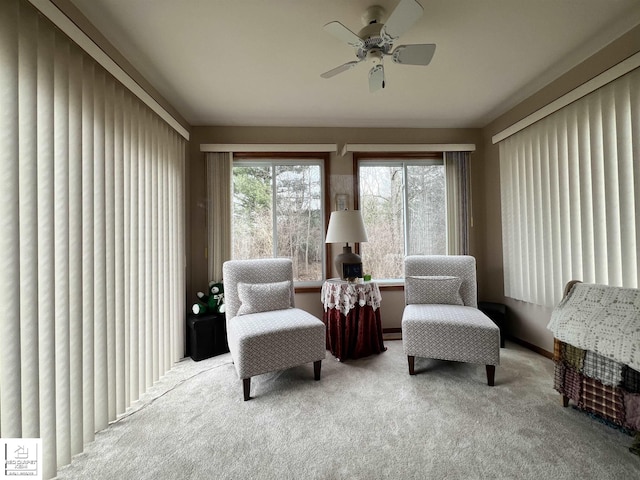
[314,360,322,381]
[243,378,251,401]
[486,365,495,386]
[408,356,416,375]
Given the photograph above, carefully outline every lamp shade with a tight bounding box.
[325,210,368,244]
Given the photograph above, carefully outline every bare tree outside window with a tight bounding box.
[359,161,446,280]
[359,165,406,279]
[232,161,324,282]
[406,165,446,255]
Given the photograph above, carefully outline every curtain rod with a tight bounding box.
[341,144,476,155]
[200,144,338,152]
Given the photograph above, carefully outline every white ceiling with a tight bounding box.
[68,0,640,129]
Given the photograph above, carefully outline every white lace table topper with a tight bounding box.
[321,280,382,316]
[547,283,640,370]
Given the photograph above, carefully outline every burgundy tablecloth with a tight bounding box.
[323,306,385,361]
[321,280,385,361]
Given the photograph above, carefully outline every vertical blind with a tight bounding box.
[0,1,186,479]
[444,151,471,255]
[499,67,639,307]
[205,152,233,283]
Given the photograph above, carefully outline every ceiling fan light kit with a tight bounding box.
[321,0,436,93]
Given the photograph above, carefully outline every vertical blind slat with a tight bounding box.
[138,109,146,394]
[601,87,622,285]
[37,18,57,478]
[575,102,592,283]
[68,43,84,457]
[145,113,153,389]
[104,76,116,423]
[54,32,71,468]
[151,119,159,383]
[18,1,39,440]
[114,85,126,416]
[81,54,95,447]
[613,77,636,287]
[0,0,21,439]
[631,76,640,288]
[129,101,140,402]
[93,68,108,433]
[123,93,131,408]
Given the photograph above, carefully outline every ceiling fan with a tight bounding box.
[320,0,435,92]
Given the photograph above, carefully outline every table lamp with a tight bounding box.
[325,210,369,280]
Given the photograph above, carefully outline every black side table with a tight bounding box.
[186,313,229,361]
[478,302,507,348]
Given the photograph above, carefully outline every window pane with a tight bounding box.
[358,161,447,280]
[232,162,324,283]
[232,166,273,259]
[275,165,323,282]
[406,164,446,255]
[359,165,405,279]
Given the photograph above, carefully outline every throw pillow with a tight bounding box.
[236,280,292,316]
[405,275,464,305]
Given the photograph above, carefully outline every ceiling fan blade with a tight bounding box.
[323,21,364,48]
[381,0,424,43]
[391,44,436,66]
[321,60,361,79]
[369,65,385,92]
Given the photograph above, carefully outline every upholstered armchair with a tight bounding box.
[401,255,500,385]
[222,258,326,400]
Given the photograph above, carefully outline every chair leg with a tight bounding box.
[243,378,251,401]
[408,355,416,375]
[314,360,322,381]
[562,395,569,407]
[486,365,495,386]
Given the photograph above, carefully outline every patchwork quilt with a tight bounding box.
[554,338,640,433]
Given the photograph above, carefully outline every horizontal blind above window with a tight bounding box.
[499,67,639,307]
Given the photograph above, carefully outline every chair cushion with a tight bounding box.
[405,275,463,305]
[236,280,292,316]
[227,308,326,379]
[402,304,500,365]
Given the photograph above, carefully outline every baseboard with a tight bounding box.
[383,328,402,334]
[382,328,402,341]
[382,328,554,359]
[508,336,553,359]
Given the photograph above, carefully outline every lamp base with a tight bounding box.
[335,245,363,280]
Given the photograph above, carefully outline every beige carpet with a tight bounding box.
[55,341,640,479]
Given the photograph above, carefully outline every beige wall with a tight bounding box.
[479,24,640,353]
[187,126,483,332]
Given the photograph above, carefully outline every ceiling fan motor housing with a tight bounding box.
[356,22,392,60]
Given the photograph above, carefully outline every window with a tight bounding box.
[357,157,446,280]
[232,156,326,283]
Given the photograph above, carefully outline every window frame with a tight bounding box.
[354,152,446,282]
[232,152,331,288]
